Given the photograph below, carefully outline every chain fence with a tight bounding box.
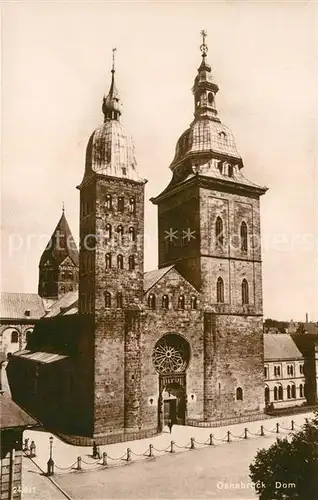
[23,418,304,475]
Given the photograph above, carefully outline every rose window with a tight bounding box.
[153,334,190,374]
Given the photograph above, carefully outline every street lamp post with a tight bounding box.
[47,436,54,476]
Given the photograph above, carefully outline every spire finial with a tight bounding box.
[62,201,65,213]
[200,29,208,57]
[112,47,116,72]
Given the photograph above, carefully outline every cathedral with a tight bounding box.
[7,34,271,444]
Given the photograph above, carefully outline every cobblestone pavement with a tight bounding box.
[21,412,313,499]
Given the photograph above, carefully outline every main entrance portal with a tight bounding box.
[152,334,190,430]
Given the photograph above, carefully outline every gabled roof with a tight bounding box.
[44,291,78,318]
[0,393,37,429]
[264,333,303,361]
[143,266,175,293]
[39,211,79,268]
[0,292,45,320]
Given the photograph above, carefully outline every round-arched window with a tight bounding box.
[152,334,190,374]
[208,92,214,104]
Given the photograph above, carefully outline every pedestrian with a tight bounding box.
[168,418,173,434]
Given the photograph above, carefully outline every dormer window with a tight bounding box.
[218,131,227,142]
[24,310,31,317]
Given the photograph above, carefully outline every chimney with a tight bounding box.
[305,313,308,323]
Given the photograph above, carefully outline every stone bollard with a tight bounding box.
[291,420,294,431]
[102,452,108,466]
[77,457,82,470]
[190,437,195,450]
[126,448,131,462]
[276,423,279,433]
[209,433,213,446]
[260,425,264,436]
[29,441,36,458]
[244,428,248,439]
[170,441,175,453]
[227,431,231,443]
[148,444,153,457]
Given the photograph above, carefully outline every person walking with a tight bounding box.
[168,418,173,434]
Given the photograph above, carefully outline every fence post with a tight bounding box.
[29,441,36,458]
[276,423,279,433]
[291,420,294,431]
[77,457,82,470]
[102,452,107,466]
[190,437,195,450]
[244,428,248,439]
[170,441,175,453]
[209,433,213,446]
[126,448,131,462]
[148,444,153,457]
[260,425,264,436]
[227,431,231,443]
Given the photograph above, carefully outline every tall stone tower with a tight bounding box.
[152,31,267,420]
[38,208,79,300]
[77,51,147,438]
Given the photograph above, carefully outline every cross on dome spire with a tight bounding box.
[200,29,208,58]
[112,47,116,72]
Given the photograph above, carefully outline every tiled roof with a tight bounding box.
[0,393,37,429]
[44,291,78,318]
[0,292,45,320]
[143,266,174,293]
[39,211,79,268]
[264,334,303,361]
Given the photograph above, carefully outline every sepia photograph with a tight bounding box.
[1,1,317,499]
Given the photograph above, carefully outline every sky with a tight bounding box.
[1,1,318,321]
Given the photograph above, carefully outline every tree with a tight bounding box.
[249,412,318,499]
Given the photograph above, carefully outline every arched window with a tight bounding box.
[216,277,224,303]
[274,386,278,401]
[265,386,270,403]
[148,294,156,310]
[60,286,65,294]
[228,164,233,177]
[299,384,304,398]
[69,285,73,292]
[178,295,185,309]
[190,296,197,309]
[290,365,294,376]
[129,227,136,242]
[300,364,304,374]
[129,197,136,214]
[118,196,125,212]
[278,385,283,400]
[105,194,112,210]
[11,331,19,343]
[105,253,112,269]
[236,387,243,401]
[242,279,249,305]
[208,92,214,105]
[215,217,224,246]
[291,384,296,399]
[116,292,123,309]
[287,385,291,399]
[105,224,112,240]
[25,329,33,344]
[287,365,290,375]
[264,366,268,378]
[104,291,111,308]
[117,225,124,242]
[128,255,135,271]
[117,254,123,269]
[240,222,248,252]
[162,295,169,309]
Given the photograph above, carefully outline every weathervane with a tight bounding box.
[112,47,117,72]
[200,29,208,57]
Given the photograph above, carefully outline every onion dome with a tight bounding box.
[84,49,143,182]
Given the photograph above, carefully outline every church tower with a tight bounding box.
[38,208,79,300]
[152,32,268,420]
[77,50,147,437]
